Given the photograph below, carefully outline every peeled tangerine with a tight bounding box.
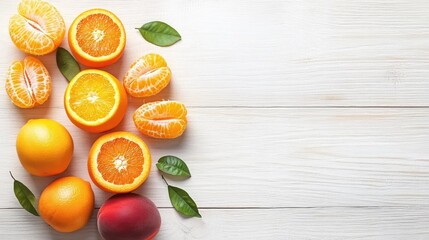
[9,0,65,55]
[97,193,161,240]
[123,53,171,97]
[5,56,51,108]
[133,101,187,139]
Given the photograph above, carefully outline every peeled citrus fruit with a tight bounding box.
[64,69,128,133]
[123,53,171,98]
[88,131,151,193]
[9,0,65,55]
[5,56,51,108]
[133,101,187,139]
[16,119,73,176]
[68,8,126,67]
[38,176,94,233]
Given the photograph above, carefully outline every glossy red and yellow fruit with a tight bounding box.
[97,193,161,240]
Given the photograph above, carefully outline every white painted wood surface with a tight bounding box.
[1,0,429,239]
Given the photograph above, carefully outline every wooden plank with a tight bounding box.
[1,0,429,107]
[0,207,428,239]
[2,108,429,208]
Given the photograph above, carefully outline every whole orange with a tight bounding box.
[16,119,73,176]
[38,176,95,233]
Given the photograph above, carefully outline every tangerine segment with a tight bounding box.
[123,53,172,97]
[64,69,128,133]
[88,131,152,193]
[68,9,126,68]
[9,0,65,55]
[5,56,51,108]
[133,101,187,139]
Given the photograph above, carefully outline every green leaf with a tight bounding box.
[10,172,39,216]
[168,185,201,218]
[136,21,181,47]
[56,47,80,81]
[156,155,191,177]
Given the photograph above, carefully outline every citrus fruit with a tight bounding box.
[68,8,126,68]
[9,0,65,55]
[16,119,73,176]
[123,53,171,98]
[5,56,51,108]
[38,176,94,233]
[64,69,128,133]
[88,131,151,193]
[133,101,187,139]
[98,193,161,240]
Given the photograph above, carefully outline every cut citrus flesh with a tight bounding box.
[5,56,51,108]
[133,101,187,139]
[9,0,65,55]
[123,53,172,97]
[64,69,128,133]
[88,131,152,193]
[68,8,126,67]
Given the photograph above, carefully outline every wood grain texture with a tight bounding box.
[1,207,428,240]
[1,0,429,239]
[2,108,428,208]
[1,0,429,107]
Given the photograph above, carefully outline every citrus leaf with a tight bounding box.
[156,156,191,177]
[168,185,201,218]
[56,47,80,81]
[136,21,181,47]
[10,172,39,216]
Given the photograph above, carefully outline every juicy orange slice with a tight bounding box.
[88,131,152,193]
[133,101,187,139]
[5,56,51,108]
[68,9,126,68]
[123,53,172,97]
[9,0,65,55]
[64,69,128,133]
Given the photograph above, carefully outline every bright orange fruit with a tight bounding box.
[9,0,65,55]
[123,53,172,97]
[38,176,94,233]
[16,119,73,176]
[5,56,51,108]
[68,8,126,68]
[88,131,152,193]
[133,101,187,139]
[64,69,128,133]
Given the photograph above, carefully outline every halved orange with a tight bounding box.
[133,101,187,139]
[88,131,151,193]
[123,53,172,97]
[64,69,128,133]
[5,56,51,108]
[9,0,65,55]
[68,8,126,68]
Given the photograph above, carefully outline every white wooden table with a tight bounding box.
[1,0,429,239]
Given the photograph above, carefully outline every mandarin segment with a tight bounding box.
[133,101,188,139]
[64,69,128,133]
[123,53,172,97]
[9,0,65,55]
[68,9,126,67]
[5,56,51,108]
[88,132,152,193]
